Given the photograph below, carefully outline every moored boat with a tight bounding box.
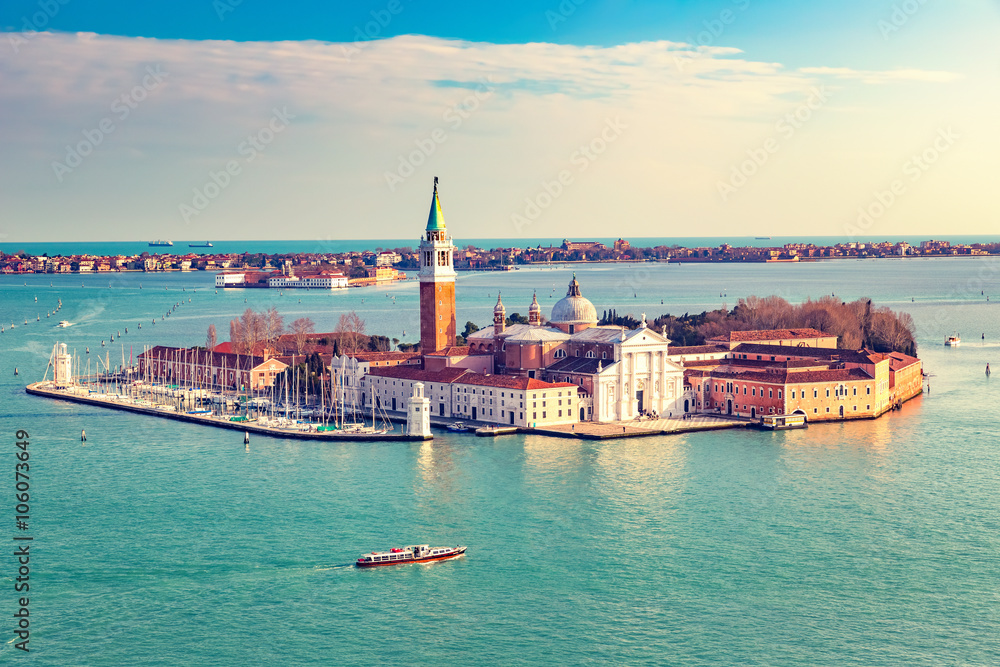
[447,421,470,432]
[760,413,808,430]
[356,544,467,567]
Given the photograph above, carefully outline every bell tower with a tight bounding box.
[493,293,506,335]
[418,177,457,353]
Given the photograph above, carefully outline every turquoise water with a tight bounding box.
[1,259,999,665]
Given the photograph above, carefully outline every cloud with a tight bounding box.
[798,66,963,84]
[0,32,988,242]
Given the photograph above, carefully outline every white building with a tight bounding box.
[267,273,348,289]
[215,272,246,287]
[361,365,579,427]
[467,278,687,423]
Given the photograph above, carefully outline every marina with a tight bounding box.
[25,381,429,441]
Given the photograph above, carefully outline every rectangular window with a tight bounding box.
[542,412,547,418]
[813,389,818,398]
[558,410,562,417]
[826,389,830,397]
[532,412,536,419]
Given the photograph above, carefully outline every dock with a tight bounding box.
[25,382,431,442]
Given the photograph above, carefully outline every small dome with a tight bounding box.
[494,293,505,314]
[550,275,598,325]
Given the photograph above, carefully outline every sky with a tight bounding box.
[1,0,998,243]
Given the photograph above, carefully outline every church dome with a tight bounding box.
[550,275,598,326]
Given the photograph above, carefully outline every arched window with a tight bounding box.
[586,350,595,358]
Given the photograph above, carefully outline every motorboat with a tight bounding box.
[356,544,467,567]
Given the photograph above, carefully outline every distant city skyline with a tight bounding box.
[1,1,998,242]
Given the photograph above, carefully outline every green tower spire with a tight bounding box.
[426,176,446,231]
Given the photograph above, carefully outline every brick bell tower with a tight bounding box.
[418,177,457,353]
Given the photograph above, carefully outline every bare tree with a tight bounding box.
[290,317,316,356]
[263,306,284,349]
[335,311,366,356]
[229,318,244,353]
[240,308,264,355]
[206,324,217,351]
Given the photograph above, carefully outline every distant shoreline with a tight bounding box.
[3,253,999,277]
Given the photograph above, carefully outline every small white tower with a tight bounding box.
[52,342,73,388]
[407,382,432,438]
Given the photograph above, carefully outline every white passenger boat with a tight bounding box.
[356,544,467,567]
[945,334,961,346]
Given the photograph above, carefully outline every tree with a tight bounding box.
[335,311,366,355]
[290,317,316,355]
[462,321,480,338]
[229,318,244,353]
[368,335,391,352]
[263,306,284,349]
[206,324,217,351]
[239,308,265,354]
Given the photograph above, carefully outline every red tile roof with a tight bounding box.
[348,351,421,362]
[730,343,876,365]
[669,345,729,355]
[887,351,921,370]
[714,328,832,342]
[456,374,577,391]
[365,366,577,391]
[424,346,472,357]
[366,366,471,383]
[708,367,872,384]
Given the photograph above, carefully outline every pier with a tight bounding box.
[25,382,431,442]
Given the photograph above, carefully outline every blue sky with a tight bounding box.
[2,0,987,68]
[1,1,998,242]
